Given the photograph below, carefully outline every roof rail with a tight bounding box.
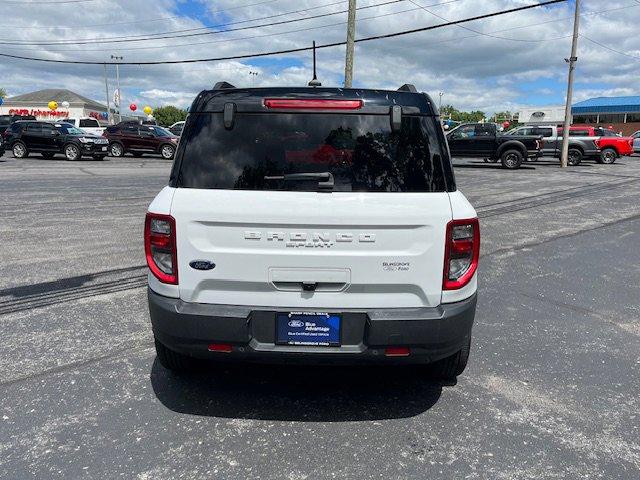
[213,81,236,90]
[397,84,417,93]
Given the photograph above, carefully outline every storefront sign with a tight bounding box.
[9,108,70,118]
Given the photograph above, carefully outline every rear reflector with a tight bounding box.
[264,99,363,110]
[208,343,232,353]
[384,347,410,357]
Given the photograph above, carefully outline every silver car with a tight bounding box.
[632,130,640,153]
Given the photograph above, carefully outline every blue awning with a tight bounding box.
[572,96,640,114]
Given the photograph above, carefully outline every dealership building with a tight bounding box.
[0,88,111,124]
[519,96,640,135]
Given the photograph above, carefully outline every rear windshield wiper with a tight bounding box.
[264,172,334,191]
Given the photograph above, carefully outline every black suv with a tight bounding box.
[0,115,36,156]
[3,121,110,160]
[103,122,178,159]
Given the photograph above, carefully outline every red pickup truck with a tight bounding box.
[558,126,634,164]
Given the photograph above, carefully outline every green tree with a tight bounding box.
[440,104,485,123]
[0,88,7,99]
[153,105,187,127]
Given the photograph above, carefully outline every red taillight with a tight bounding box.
[144,213,178,285]
[264,99,363,110]
[629,139,634,147]
[443,218,480,290]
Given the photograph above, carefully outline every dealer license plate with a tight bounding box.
[275,312,341,346]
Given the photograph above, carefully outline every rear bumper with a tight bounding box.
[148,288,476,365]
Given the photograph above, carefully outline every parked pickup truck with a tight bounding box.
[61,117,105,136]
[558,126,633,164]
[446,122,542,169]
[506,125,600,166]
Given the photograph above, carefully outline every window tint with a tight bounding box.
[175,113,449,192]
[597,129,617,137]
[0,116,11,126]
[79,119,99,128]
[41,124,56,136]
[536,128,553,137]
[569,130,590,137]
[26,123,43,134]
[451,125,475,138]
[475,125,494,136]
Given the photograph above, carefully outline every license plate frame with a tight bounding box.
[275,311,341,347]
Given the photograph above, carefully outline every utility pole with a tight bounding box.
[103,63,111,125]
[560,0,580,168]
[344,0,356,88]
[111,55,123,123]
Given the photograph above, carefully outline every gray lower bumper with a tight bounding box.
[148,289,476,365]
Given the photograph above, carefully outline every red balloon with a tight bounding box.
[129,104,137,111]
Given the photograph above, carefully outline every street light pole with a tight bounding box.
[438,91,444,113]
[249,71,259,87]
[560,0,580,168]
[111,55,123,123]
[103,63,111,125]
[344,0,356,88]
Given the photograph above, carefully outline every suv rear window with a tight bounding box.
[79,119,99,128]
[174,113,448,192]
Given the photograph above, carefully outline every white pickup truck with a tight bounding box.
[61,117,105,136]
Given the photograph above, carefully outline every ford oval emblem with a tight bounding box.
[189,260,215,271]
[288,319,305,328]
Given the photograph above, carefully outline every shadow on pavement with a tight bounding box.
[453,162,536,170]
[150,359,444,422]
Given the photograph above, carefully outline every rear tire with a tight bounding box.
[568,148,582,166]
[501,149,523,169]
[427,337,471,380]
[600,147,617,164]
[154,338,198,372]
[160,144,175,159]
[109,142,124,157]
[12,141,28,158]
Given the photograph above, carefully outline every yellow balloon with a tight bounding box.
[48,101,58,111]
[143,106,152,115]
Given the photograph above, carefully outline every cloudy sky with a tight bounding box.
[2,0,639,114]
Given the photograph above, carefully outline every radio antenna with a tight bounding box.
[308,41,321,87]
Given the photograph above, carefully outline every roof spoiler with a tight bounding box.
[213,81,236,90]
[397,84,417,93]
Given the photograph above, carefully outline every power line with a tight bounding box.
[1,0,465,53]
[4,0,96,3]
[580,34,640,60]
[7,0,284,30]
[0,0,406,46]
[2,0,347,42]
[408,0,551,42]
[5,0,636,54]
[0,0,568,65]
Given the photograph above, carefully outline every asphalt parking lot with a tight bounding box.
[1,152,639,479]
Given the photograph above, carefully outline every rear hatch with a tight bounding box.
[170,89,455,309]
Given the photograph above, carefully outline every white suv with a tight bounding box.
[145,83,479,380]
